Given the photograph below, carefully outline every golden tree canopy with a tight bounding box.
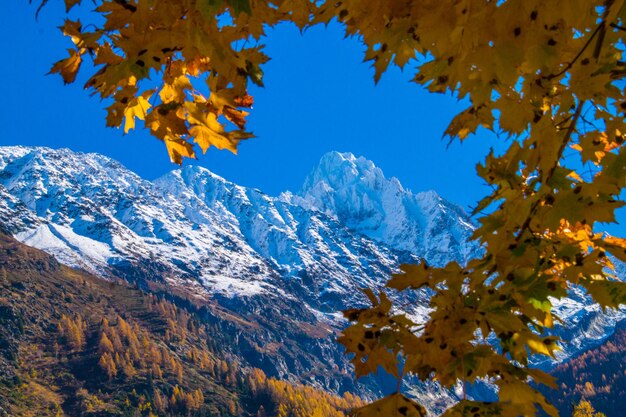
[573,400,606,417]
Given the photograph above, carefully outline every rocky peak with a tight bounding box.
[301,151,391,194]
[295,151,479,266]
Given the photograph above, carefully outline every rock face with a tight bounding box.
[293,151,478,266]
[0,146,623,413]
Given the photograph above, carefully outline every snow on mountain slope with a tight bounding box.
[291,151,479,266]
[0,184,42,234]
[0,145,624,412]
[0,146,279,297]
[153,165,422,310]
[0,147,472,305]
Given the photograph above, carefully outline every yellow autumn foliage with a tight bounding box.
[38,1,626,416]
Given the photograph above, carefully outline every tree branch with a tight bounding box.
[544,24,603,80]
[546,101,584,184]
[515,101,585,243]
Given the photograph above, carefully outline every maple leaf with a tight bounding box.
[584,280,626,309]
[160,76,193,104]
[441,401,504,417]
[352,394,427,417]
[49,49,82,84]
[230,0,252,16]
[165,136,195,164]
[64,0,81,12]
[600,236,626,262]
[123,93,152,133]
[191,125,243,154]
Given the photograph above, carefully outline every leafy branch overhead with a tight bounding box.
[43,0,626,416]
[47,0,312,163]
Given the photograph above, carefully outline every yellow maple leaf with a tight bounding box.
[123,94,152,133]
[190,125,240,154]
[584,280,626,309]
[165,136,195,164]
[499,379,558,417]
[526,335,560,357]
[159,76,193,104]
[441,400,503,417]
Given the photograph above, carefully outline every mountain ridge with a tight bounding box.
[0,230,365,417]
[292,150,478,265]
[0,145,624,414]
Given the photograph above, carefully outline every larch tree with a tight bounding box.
[573,400,606,417]
[34,0,626,416]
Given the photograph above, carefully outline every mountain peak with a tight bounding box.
[175,164,232,189]
[0,146,131,179]
[301,151,386,194]
[180,163,224,179]
[320,150,358,163]
[295,151,477,265]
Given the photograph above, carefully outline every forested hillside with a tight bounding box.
[545,322,626,417]
[0,230,362,416]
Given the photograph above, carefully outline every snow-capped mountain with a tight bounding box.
[0,147,472,310]
[0,146,623,414]
[292,151,478,266]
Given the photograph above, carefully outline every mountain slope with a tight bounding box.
[0,146,466,410]
[0,147,420,308]
[0,230,363,417]
[543,321,626,417]
[0,145,624,414]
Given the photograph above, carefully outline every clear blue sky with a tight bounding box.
[0,2,570,218]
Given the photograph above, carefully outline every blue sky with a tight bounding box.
[0,2,548,214]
